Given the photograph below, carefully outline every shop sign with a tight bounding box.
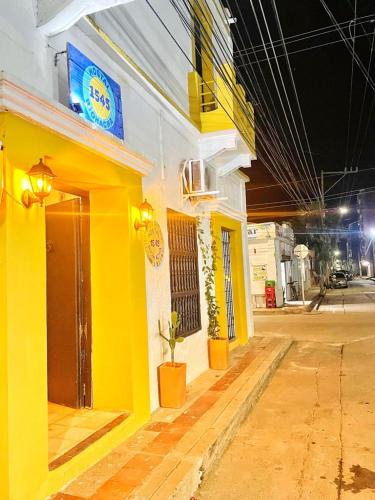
[294,244,309,259]
[248,227,257,238]
[144,221,164,267]
[253,264,267,281]
[67,43,124,140]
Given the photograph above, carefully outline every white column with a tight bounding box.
[242,221,254,338]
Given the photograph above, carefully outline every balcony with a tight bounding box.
[188,64,255,157]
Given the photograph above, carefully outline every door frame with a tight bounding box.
[49,182,92,408]
[221,227,236,342]
[211,214,248,349]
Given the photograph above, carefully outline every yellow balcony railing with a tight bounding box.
[200,79,218,112]
[188,64,255,156]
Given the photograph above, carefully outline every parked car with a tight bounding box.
[336,269,353,281]
[329,272,348,288]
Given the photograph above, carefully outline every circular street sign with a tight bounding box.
[293,244,309,259]
[144,221,164,267]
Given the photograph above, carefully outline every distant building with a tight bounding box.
[357,190,375,277]
[247,222,312,307]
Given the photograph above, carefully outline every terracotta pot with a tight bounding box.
[158,362,186,408]
[208,337,229,370]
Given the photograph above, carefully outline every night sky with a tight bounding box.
[225,0,375,220]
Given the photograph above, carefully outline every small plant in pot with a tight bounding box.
[158,311,186,408]
[198,218,229,370]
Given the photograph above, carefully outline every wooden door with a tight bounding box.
[46,197,91,408]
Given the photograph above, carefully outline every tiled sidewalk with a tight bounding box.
[48,403,125,466]
[54,336,291,500]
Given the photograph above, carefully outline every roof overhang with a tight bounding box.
[199,129,255,177]
[37,0,135,36]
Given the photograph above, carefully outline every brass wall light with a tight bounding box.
[135,199,154,230]
[22,158,56,208]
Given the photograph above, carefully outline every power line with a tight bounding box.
[229,0,312,207]
[245,167,375,192]
[146,0,345,212]
[236,31,372,67]
[320,0,375,93]
[246,185,375,209]
[251,0,321,201]
[181,0,313,208]
[214,0,312,206]
[344,25,375,207]
[271,0,320,203]
[246,0,316,205]
[195,0,314,208]
[351,26,375,169]
[344,3,357,175]
[226,0,322,206]
[234,14,375,56]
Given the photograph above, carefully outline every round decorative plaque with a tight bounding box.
[144,221,164,267]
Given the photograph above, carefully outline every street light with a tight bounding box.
[368,227,375,238]
[334,250,341,256]
[339,206,349,215]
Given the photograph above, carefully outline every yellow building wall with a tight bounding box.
[0,155,49,500]
[212,214,248,349]
[188,64,256,156]
[0,113,150,500]
[0,123,10,500]
[90,187,150,415]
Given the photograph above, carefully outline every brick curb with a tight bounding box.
[132,339,293,499]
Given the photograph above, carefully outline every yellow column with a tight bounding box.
[0,139,10,500]
[90,186,150,418]
[0,158,48,500]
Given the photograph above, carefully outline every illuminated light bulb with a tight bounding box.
[21,158,56,208]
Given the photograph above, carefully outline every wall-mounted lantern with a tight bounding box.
[22,158,56,208]
[134,199,154,230]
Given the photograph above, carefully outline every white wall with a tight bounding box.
[0,0,54,96]
[248,237,277,307]
[0,0,251,412]
[248,222,298,307]
[218,173,243,212]
[92,0,193,114]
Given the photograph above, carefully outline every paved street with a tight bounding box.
[196,278,375,499]
[319,279,375,314]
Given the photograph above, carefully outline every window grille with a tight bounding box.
[167,210,201,336]
[222,228,236,341]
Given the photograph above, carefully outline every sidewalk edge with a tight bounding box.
[147,339,293,500]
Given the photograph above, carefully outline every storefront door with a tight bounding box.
[46,196,92,408]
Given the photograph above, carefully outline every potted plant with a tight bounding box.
[158,311,186,408]
[198,218,229,370]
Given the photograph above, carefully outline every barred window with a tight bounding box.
[167,210,201,337]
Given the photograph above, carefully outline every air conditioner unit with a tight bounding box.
[181,159,220,199]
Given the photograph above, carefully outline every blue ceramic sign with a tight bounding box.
[67,43,124,140]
